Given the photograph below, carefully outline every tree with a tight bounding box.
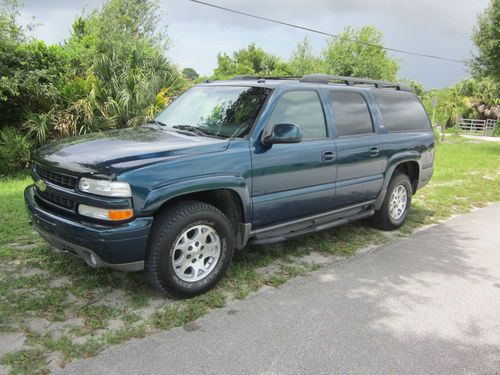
[48,0,186,135]
[466,0,500,122]
[0,0,187,147]
[322,26,399,81]
[288,37,322,76]
[0,1,69,130]
[65,0,170,74]
[401,79,424,97]
[0,0,187,155]
[182,67,199,81]
[212,43,292,80]
[471,0,500,81]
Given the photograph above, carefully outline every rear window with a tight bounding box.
[331,92,373,136]
[373,91,431,132]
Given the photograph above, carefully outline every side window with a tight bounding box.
[267,91,326,140]
[331,92,373,137]
[373,90,431,131]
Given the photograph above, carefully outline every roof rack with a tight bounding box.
[299,74,413,93]
[227,74,414,93]
[229,75,301,81]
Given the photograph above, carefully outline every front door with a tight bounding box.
[251,90,337,227]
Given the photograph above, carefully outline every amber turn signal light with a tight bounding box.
[107,209,134,221]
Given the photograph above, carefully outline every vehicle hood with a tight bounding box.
[34,126,230,175]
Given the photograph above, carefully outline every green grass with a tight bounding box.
[1,349,46,375]
[0,172,34,245]
[79,305,120,331]
[405,137,500,231]
[0,137,499,374]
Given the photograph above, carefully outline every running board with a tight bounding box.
[249,201,375,246]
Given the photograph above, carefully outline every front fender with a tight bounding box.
[141,174,252,222]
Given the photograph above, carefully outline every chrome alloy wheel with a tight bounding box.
[389,185,408,221]
[171,224,221,282]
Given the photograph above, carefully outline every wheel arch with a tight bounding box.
[373,153,421,210]
[142,176,252,248]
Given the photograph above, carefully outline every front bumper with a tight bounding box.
[24,185,153,271]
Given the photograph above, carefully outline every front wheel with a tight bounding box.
[371,173,412,230]
[145,201,234,298]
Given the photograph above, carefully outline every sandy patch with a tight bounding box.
[0,332,26,357]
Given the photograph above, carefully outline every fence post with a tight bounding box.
[431,96,437,127]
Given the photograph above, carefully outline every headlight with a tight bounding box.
[78,204,134,221]
[79,178,132,197]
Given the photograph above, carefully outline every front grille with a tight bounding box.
[35,165,77,190]
[38,190,75,210]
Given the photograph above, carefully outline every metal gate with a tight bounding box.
[458,118,498,136]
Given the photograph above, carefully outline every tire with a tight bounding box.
[145,200,234,298]
[371,173,412,231]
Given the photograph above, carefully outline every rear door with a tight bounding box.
[251,89,337,227]
[329,90,384,208]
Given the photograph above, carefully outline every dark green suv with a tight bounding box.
[25,74,435,297]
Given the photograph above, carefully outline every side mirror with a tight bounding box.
[262,123,302,145]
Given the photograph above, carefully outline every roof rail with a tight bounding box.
[229,75,259,80]
[299,74,414,93]
[229,75,301,81]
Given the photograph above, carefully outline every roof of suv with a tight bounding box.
[205,74,414,93]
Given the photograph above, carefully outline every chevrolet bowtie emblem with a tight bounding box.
[35,179,47,192]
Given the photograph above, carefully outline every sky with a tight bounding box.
[18,0,490,89]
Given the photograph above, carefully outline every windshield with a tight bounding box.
[155,86,271,138]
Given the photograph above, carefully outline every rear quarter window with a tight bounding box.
[373,90,431,132]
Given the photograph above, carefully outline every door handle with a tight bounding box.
[322,151,336,162]
[370,147,380,157]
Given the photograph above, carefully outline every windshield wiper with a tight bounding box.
[172,125,222,138]
[147,120,168,128]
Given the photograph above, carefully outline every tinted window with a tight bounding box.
[373,90,431,131]
[268,91,326,139]
[331,92,373,136]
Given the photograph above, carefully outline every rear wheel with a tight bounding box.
[145,201,234,298]
[371,173,412,230]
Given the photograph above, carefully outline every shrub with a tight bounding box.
[1,0,186,152]
[0,127,32,175]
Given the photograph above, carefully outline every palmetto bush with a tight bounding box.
[17,0,187,147]
[23,62,185,144]
[89,49,186,130]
